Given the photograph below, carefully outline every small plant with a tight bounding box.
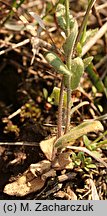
[4,0,107,197]
[45,0,94,141]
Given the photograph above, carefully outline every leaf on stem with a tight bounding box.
[56,3,66,31]
[56,3,74,32]
[83,56,93,69]
[64,57,84,90]
[45,51,70,76]
[63,19,78,59]
[55,120,104,148]
[49,87,72,107]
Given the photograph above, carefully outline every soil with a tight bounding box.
[0,54,55,199]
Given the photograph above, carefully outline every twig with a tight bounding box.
[8,108,21,119]
[0,142,38,146]
[0,38,30,56]
[96,2,107,10]
[0,36,59,57]
[75,2,107,19]
[58,172,77,182]
[92,4,107,53]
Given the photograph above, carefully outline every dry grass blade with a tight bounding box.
[82,22,107,56]
[86,178,100,200]
[0,39,30,56]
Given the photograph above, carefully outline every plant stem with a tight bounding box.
[74,0,96,49]
[64,75,71,133]
[65,0,70,37]
[64,0,72,133]
[57,77,64,138]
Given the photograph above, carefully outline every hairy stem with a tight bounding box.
[64,0,72,133]
[64,76,71,133]
[57,77,64,138]
[65,0,70,37]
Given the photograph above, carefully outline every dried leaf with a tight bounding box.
[4,159,52,196]
[30,160,51,176]
[29,12,45,30]
[5,23,24,31]
[40,136,56,161]
[67,186,77,200]
[52,151,73,170]
[4,170,45,196]
[54,187,77,200]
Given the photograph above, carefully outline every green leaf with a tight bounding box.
[83,135,91,147]
[91,151,102,158]
[63,19,78,59]
[56,4,66,31]
[74,159,81,166]
[49,87,72,107]
[43,88,48,99]
[70,101,89,116]
[55,120,104,148]
[86,63,107,98]
[56,3,74,32]
[85,157,92,164]
[82,28,98,46]
[86,164,96,169]
[76,42,82,56]
[69,57,84,90]
[83,56,93,69]
[45,51,71,76]
[78,152,85,162]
